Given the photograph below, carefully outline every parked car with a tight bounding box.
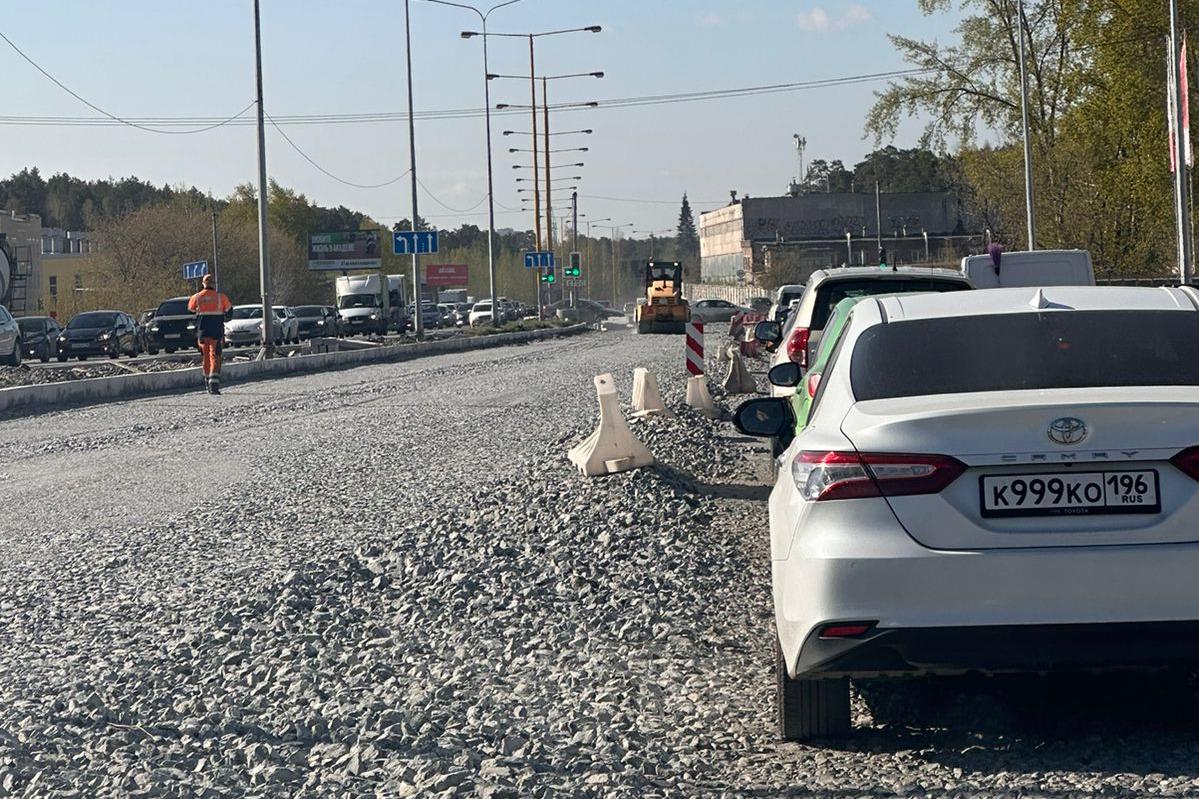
[146,296,197,354]
[747,296,773,314]
[469,300,495,327]
[16,315,62,363]
[274,307,300,345]
[760,267,973,397]
[734,286,1199,741]
[497,297,519,322]
[690,298,751,323]
[292,305,340,340]
[0,306,21,366]
[768,283,806,323]
[56,310,140,361]
[225,305,272,347]
[323,306,345,337]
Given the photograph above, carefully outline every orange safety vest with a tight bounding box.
[188,289,232,316]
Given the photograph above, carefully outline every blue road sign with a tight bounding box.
[393,230,440,255]
[524,251,555,269]
[183,260,209,280]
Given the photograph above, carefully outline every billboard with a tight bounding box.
[426,263,469,287]
[308,231,383,271]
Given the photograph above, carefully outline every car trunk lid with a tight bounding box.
[840,387,1199,550]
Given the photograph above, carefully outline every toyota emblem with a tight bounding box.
[1047,417,1088,446]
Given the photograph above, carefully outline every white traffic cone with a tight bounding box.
[685,375,721,419]
[722,348,757,394]
[568,373,655,476]
[631,367,674,418]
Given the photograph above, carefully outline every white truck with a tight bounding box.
[335,274,407,336]
[961,249,1095,289]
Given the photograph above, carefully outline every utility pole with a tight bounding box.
[571,191,578,308]
[543,78,553,259]
[1169,0,1193,282]
[405,0,424,337]
[1016,0,1037,250]
[253,0,273,357]
[874,181,882,260]
[211,210,220,291]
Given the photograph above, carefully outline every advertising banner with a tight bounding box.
[308,231,383,271]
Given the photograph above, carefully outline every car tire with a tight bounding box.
[4,341,20,367]
[165,347,176,354]
[775,634,851,741]
[79,355,88,361]
[149,347,159,355]
[57,354,67,363]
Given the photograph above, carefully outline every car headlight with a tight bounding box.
[315,320,325,326]
[186,323,196,330]
[148,324,159,332]
[370,313,380,320]
[98,332,111,340]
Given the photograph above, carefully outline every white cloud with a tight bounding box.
[797,3,873,32]
[696,11,724,28]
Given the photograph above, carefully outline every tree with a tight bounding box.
[802,159,854,192]
[676,193,699,281]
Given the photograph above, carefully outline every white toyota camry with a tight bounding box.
[735,286,1199,741]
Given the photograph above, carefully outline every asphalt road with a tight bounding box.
[1,327,1196,797]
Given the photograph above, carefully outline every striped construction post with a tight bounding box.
[685,321,705,376]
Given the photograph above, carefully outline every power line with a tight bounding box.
[580,193,726,206]
[0,30,256,134]
[0,67,935,128]
[265,112,411,189]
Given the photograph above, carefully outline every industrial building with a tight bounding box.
[698,191,985,287]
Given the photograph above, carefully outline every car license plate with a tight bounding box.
[71,342,87,348]
[164,333,181,339]
[980,470,1160,517]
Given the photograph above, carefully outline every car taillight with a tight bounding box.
[1170,447,1199,481]
[785,327,810,368]
[791,451,966,501]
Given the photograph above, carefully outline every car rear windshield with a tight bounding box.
[68,312,117,329]
[851,310,1199,400]
[156,300,191,316]
[812,277,969,330]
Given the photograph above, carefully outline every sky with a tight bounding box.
[0,1,964,239]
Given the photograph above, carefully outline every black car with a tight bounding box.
[16,315,62,363]
[146,297,197,354]
[56,310,140,361]
[292,305,341,340]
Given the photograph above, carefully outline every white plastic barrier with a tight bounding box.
[722,348,757,394]
[568,374,655,476]
[685,375,721,419]
[631,367,673,418]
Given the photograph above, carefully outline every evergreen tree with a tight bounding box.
[676,193,699,281]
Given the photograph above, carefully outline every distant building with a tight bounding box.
[39,229,101,318]
[0,211,44,316]
[698,191,983,287]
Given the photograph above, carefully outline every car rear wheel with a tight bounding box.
[775,634,851,741]
[57,354,67,363]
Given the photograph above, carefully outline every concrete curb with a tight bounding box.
[0,324,589,418]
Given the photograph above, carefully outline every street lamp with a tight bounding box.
[515,176,582,182]
[462,24,602,257]
[509,147,589,154]
[512,163,585,170]
[503,129,593,136]
[422,0,527,327]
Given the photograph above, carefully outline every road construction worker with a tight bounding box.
[187,275,232,394]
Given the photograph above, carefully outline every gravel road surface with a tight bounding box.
[1,326,1195,797]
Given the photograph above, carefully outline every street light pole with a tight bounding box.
[1169,0,1193,282]
[1016,0,1037,251]
[404,0,424,338]
[252,0,273,358]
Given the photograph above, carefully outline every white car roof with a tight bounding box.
[807,266,969,286]
[869,286,1198,323]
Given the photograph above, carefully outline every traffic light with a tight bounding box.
[541,266,556,284]
[566,251,582,278]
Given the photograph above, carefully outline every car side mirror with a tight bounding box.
[755,320,783,345]
[768,362,802,388]
[733,397,795,439]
